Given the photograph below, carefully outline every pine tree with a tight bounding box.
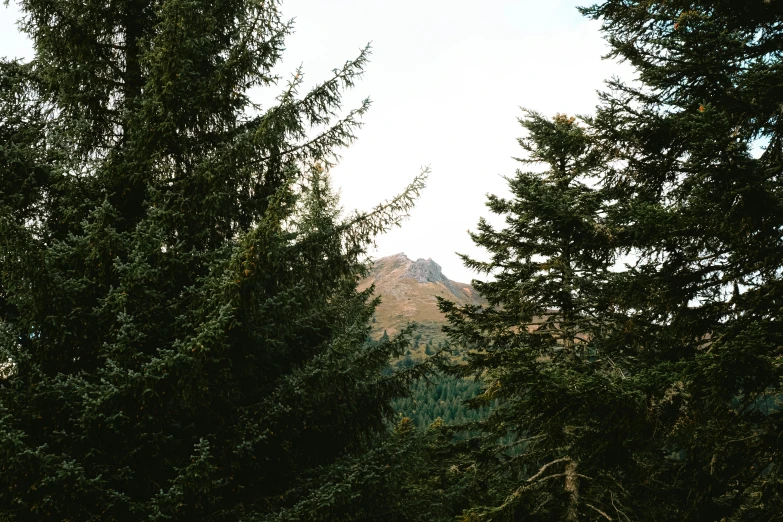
[0,1,429,520]
[440,111,626,520]
[575,1,783,519]
[443,3,783,521]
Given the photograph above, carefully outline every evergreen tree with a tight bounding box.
[443,4,783,521]
[0,1,429,520]
[576,1,783,519]
[440,111,623,520]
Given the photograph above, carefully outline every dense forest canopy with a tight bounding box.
[0,0,435,519]
[2,0,783,521]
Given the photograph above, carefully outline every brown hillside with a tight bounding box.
[358,253,486,346]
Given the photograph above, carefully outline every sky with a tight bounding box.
[0,0,629,284]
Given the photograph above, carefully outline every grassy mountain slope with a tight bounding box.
[359,253,486,358]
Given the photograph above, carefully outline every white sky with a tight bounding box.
[1,0,629,284]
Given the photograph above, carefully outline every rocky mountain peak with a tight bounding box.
[372,253,448,284]
[359,253,485,343]
[404,257,446,284]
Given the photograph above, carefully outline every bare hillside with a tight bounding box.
[358,254,486,348]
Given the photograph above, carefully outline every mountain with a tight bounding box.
[359,253,486,356]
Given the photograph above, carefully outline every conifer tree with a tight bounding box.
[440,111,626,520]
[576,1,783,519]
[0,0,429,520]
[443,3,783,521]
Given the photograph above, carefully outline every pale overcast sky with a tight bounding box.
[1,0,628,284]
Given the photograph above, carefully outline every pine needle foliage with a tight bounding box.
[440,112,627,521]
[579,1,783,519]
[443,3,783,521]
[0,1,429,520]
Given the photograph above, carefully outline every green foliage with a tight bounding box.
[393,374,489,431]
[267,409,518,522]
[0,0,432,520]
[439,111,624,521]
[578,1,783,519]
[441,3,783,521]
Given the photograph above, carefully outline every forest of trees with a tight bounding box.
[393,375,487,429]
[2,0,783,520]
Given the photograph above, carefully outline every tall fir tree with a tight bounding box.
[442,3,783,521]
[440,112,627,521]
[0,0,429,520]
[579,1,783,519]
